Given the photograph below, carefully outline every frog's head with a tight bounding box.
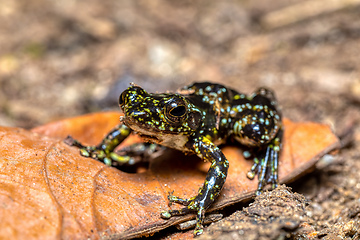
[119,85,202,140]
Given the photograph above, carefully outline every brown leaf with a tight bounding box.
[0,112,339,240]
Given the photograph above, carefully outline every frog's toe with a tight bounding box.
[242,150,252,159]
[160,211,171,219]
[160,207,192,219]
[194,227,204,236]
[246,156,260,179]
[266,169,279,189]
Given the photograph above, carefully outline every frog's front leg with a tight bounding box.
[160,136,229,236]
[246,128,283,195]
[65,124,133,166]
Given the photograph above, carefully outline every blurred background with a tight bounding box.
[1,0,360,129]
[2,1,360,237]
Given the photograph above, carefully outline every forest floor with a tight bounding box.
[1,0,360,239]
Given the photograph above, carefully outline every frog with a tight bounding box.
[66,82,283,236]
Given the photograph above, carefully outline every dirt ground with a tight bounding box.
[1,0,360,239]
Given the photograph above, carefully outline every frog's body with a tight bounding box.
[67,82,283,236]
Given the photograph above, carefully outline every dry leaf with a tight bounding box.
[0,112,340,239]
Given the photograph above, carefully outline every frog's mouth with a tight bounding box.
[123,115,192,151]
[120,111,192,151]
[122,115,173,135]
[120,108,160,132]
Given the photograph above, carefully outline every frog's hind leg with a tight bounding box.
[246,128,283,195]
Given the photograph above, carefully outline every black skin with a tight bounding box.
[66,82,283,236]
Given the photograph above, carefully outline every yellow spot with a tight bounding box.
[205,134,213,141]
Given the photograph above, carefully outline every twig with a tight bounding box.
[261,0,360,29]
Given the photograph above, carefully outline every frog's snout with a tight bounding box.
[119,86,147,107]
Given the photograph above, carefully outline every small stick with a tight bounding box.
[261,0,360,29]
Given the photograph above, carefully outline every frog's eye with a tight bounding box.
[169,105,186,117]
[165,98,187,123]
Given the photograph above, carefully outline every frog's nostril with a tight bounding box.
[130,111,149,118]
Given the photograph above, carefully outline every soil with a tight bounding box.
[1,0,360,239]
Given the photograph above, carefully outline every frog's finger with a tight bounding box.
[109,153,133,165]
[167,194,194,206]
[64,135,86,148]
[160,205,206,236]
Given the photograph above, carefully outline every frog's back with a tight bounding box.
[177,82,238,144]
[179,82,282,147]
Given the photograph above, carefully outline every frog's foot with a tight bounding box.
[246,130,282,195]
[246,147,279,195]
[160,194,206,236]
[64,136,133,166]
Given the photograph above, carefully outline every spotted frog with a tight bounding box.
[66,82,283,236]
